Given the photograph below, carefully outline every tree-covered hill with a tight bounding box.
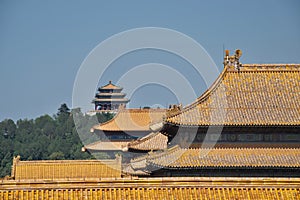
[0,104,114,178]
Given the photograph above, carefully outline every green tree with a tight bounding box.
[96,112,114,123]
[35,115,56,138]
[49,151,65,160]
[57,103,70,115]
[0,103,120,178]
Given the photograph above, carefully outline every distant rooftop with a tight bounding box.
[92,108,166,132]
[99,80,123,90]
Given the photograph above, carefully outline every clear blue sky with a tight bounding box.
[0,0,299,121]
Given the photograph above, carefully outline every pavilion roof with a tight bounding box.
[92,108,166,132]
[99,81,123,90]
[166,64,300,126]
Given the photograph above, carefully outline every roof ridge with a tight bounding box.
[146,145,181,160]
[18,159,118,163]
[166,66,229,120]
[100,81,123,90]
[165,62,300,126]
[128,132,158,146]
[127,132,168,151]
[242,63,300,67]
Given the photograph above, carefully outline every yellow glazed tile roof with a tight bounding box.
[12,157,121,180]
[166,64,300,126]
[2,185,299,200]
[127,132,168,151]
[93,108,166,131]
[83,141,130,151]
[1,177,300,200]
[147,146,300,168]
[99,82,122,90]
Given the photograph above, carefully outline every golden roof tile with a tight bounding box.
[166,64,300,126]
[83,141,130,151]
[147,146,300,168]
[127,132,168,151]
[99,81,123,90]
[2,178,300,199]
[93,108,166,132]
[12,157,121,180]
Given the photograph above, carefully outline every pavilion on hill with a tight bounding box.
[92,81,129,112]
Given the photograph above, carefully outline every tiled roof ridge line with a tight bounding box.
[146,145,182,160]
[168,164,299,169]
[165,63,300,122]
[130,145,180,164]
[16,158,118,164]
[146,147,300,162]
[165,66,229,120]
[147,163,299,169]
[128,132,159,146]
[146,147,300,168]
[164,63,300,125]
[100,81,123,90]
[187,123,299,126]
[242,63,300,67]
[97,108,166,128]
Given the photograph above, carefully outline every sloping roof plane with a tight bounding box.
[166,64,300,126]
[92,108,166,132]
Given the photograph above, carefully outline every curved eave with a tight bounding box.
[92,119,150,132]
[83,141,130,151]
[91,109,123,132]
[93,98,130,103]
[96,93,127,98]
